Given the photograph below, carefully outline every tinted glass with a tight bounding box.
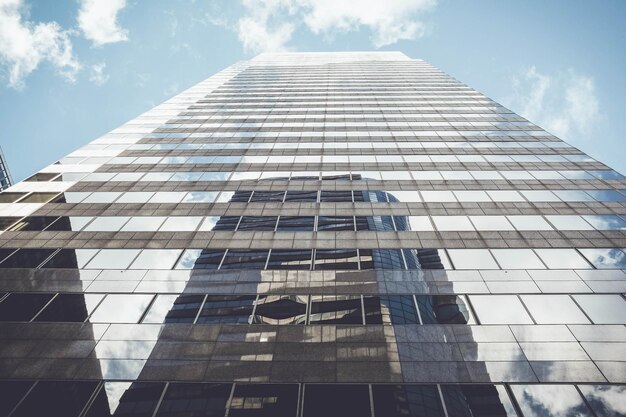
[309,295,363,324]
[510,385,593,417]
[266,249,312,270]
[303,384,371,417]
[0,248,57,268]
[0,292,54,321]
[35,293,104,322]
[196,295,256,324]
[372,384,445,417]
[578,385,626,417]
[252,295,308,325]
[155,383,231,417]
[364,295,419,325]
[12,380,99,417]
[441,385,518,417]
[229,384,299,417]
[84,382,166,417]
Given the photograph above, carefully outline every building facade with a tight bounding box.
[0,52,625,416]
[0,146,12,191]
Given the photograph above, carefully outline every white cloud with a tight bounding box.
[297,0,436,48]
[506,66,600,141]
[89,62,108,85]
[235,0,437,54]
[78,0,128,47]
[0,0,81,89]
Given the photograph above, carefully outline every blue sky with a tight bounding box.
[0,0,625,181]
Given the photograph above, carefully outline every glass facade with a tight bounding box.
[0,146,12,191]
[0,51,624,416]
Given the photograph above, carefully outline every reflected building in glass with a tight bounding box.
[0,52,625,416]
[0,146,12,191]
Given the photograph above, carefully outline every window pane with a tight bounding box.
[0,293,54,321]
[35,294,104,322]
[86,249,141,269]
[229,384,299,417]
[83,216,130,231]
[163,295,204,323]
[266,249,312,270]
[573,294,626,324]
[12,381,99,417]
[416,295,475,324]
[470,216,514,231]
[121,216,167,231]
[432,216,475,231]
[196,295,256,324]
[364,295,419,325]
[372,384,445,417]
[141,294,179,324]
[276,216,315,231]
[507,215,553,231]
[309,295,363,324]
[155,383,231,417]
[129,249,182,269]
[578,385,626,417]
[510,385,593,417]
[159,216,203,231]
[535,249,591,269]
[545,215,594,231]
[441,385,518,417]
[491,249,545,269]
[220,250,269,270]
[41,249,99,269]
[303,384,371,417]
[84,382,166,417]
[0,248,56,268]
[521,295,590,324]
[89,294,154,323]
[314,249,359,270]
[578,248,626,269]
[252,295,308,325]
[448,249,498,269]
[469,295,533,324]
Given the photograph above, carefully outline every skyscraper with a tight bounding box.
[0,146,12,191]
[0,51,624,416]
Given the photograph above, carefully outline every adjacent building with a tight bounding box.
[0,52,624,416]
[0,146,12,191]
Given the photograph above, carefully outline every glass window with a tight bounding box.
[387,191,421,202]
[182,191,219,203]
[176,249,225,270]
[276,216,315,231]
[0,381,33,417]
[441,385,518,417]
[198,216,220,231]
[507,215,553,231]
[432,216,474,231]
[8,216,60,231]
[129,249,182,269]
[155,383,231,417]
[229,384,299,417]
[412,171,443,180]
[303,384,371,417]
[40,249,99,269]
[35,294,104,322]
[0,293,55,321]
[159,216,203,231]
[573,294,626,324]
[252,295,308,325]
[319,190,353,202]
[86,249,141,269]
[249,191,285,202]
[491,249,545,269]
[406,216,434,231]
[284,191,318,202]
[372,384,445,417]
[521,190,561,202]
[267,249,312,270]
[582,215,626,230]
[487,190,525,202]
[148,192,186,203]
[19,192,59,203]
[89,294,154,323]
[196,295,256,324]
[115,192,155,204]
[82,192,122,203]
[510,385,593,417]
[83,216,130,232]
[364,295,419,325]
[416,295,475,324]
[448,249,498,269]
[162,294,204,323]
[220,250,269,270]
[579,248,626,269]
[535,249,591,269]
[314,249,359,270]
[470,216,515,231]
[545,215,594,231]
[584,189,626,202]
[237,216,278,231]
[553,190,595,202]
[121,216,167,231]
[141,294,179,324]
[0,192,27,203]
[578,385,626,417]
[469,295,533,324]
[420,191,456,202]
[84,382,166,417]
[44,216,94,231]
[0,248,57,268]
[309,295,363,324]
[12,381,100,417]
[454,191,491,202]
[521,295,590,324]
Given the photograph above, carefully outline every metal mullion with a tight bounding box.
[192,294,209,324]
[29,292,59,322]
[412,294,424,325]
[150,381,170,417]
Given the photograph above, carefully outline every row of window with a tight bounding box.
[5,380,620,417]
[5,214,625,234]
[168,113,528,122]
[159,120,541,129]
[4,188,626,210]
[61,153,600,167]
[133,127,556,139]
[118,139,569,151]
[65,169,626,184]
[1,291,625,325]
[0,247,623,271]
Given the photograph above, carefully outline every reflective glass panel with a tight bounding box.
[573,294,626,324]
[303,384,371,417]
[155,383,231,417]
[469,295,533,324]
[534,249,591,269]
[266,249,312,270]
[41,249,99,269]
[491,249,545,269]
[372,384,445,417]
[521,295,590,324]
[129,249,182,269]
[12,380,99,417]
[0,292,55,321]
[448,249,498,269]
[578,248,626,269]
[84,382,166,417]
[252,295,308,325]
[229,384,299,417]
[309,295,363,324]
[89,294,154,323]
[441,385,518,417]
[85,249,141,269]
[35,294,104,322]
[196,295,256,324]
[578,385,626,417]
[510,385,593,417]
[416,295,475,324]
